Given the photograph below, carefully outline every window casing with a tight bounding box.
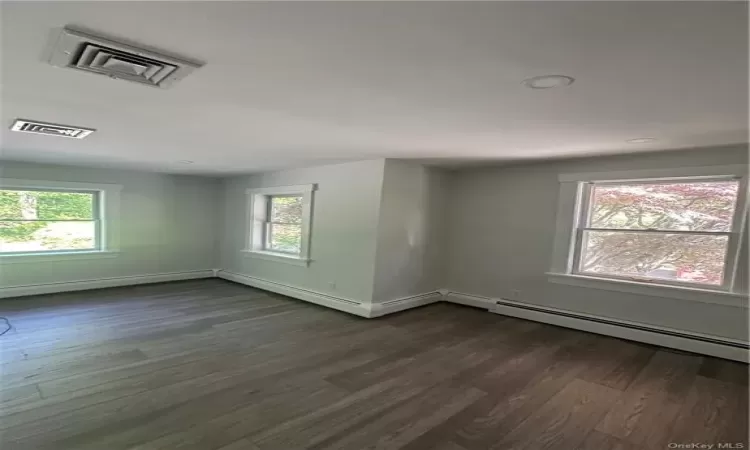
[571,177,744,290]
[0,179,122,263]
[549,165,748,303]
[0,188,101,254]
[244,184,315,266]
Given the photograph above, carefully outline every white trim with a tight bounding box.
[491,297,748,363]
[0,250,120,264]
[217,270,370,317]
[4,264,745,361]
[245,184,315,262]
[443,291,495,310]
[369,291,443,317]
[0,270,214,299]
[443,290,748,362]
[245,184,316,195]
[547,272,748,308]
[558,164,748,183]
[241,249,311,267]
[551,166,749,303]
[0,178,123,192]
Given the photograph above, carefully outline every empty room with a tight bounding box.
[0,1,748,449]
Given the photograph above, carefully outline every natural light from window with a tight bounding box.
[264,195,303,255]
[575,180,740,287]
[0,189,99,254]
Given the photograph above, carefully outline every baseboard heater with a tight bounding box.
[494,298,749,350]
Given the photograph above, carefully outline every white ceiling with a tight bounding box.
[1,1,747,175]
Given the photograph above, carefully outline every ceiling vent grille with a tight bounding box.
[10,119,95,139]
[47,26,203,89]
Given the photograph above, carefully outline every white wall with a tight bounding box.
[0,161,220,288]
[371,160,447,303]
[4,146,746,346]
[445,146,749,341]
[218,159,386,304]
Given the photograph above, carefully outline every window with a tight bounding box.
[574,179,741,288]
[244,184,315,266]
[0,189,100,254]
[264,195,303,254]
[0,179,121,263]
[549,165,748,302]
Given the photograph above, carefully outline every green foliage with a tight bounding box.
[0,221,49,242]
[37,192,93,220]
[269,224,302,253]
[0,190,94,244]
[268,196,303,253]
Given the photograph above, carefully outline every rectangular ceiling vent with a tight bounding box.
[10,119,95,139]
[47,26,203,89]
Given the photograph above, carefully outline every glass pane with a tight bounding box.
[588,181,739,232]
[0,221,96,253]
[0,190,94,220]
[579,230,728,286]
[270,196,303,224]
[267,223,301,254]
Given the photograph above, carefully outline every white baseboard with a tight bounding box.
[369,291,443,318]
[443,291,494,310]
[5,268,745,362]
[217,270,371,317]
[446,291,748,363]
[0,270,215,299]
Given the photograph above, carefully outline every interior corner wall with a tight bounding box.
[443,145,750,341]
[0,161,221,288]
[218,159,386,305]
[371,160,448,303]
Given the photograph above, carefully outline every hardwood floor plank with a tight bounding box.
[431,443,469,450]
[0,279,745,450]
[669,375,749,448]
[450,337,604,449]
[400,336,596,450]
[698,356,749,386]
[136,383,349,450]
[577,430,638,450]
[491,379,621,450]
[249,378,429,449]
[0,384,41,408]
[578,339,657,391]
[214,438,261,450]
[310,383,486,450]
[595,350,703,449]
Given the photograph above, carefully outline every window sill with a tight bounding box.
[546,272,748,308]
[0,250,121,265]
[241,250,310,267]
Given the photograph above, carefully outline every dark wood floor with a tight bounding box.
[0,279,747,450]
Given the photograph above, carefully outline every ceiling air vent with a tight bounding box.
[46,26,203,89]
[10,119,95,139]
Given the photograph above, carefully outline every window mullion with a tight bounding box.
[581,227,731,237]
[558,173,745,291]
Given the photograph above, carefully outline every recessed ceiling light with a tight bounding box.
[177,160,194,164]
[522,75,575,89]
[626,138,657,144]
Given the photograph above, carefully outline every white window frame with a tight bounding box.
[242,184,315,267]
[0,178,122,264]
[548,165,749,306]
